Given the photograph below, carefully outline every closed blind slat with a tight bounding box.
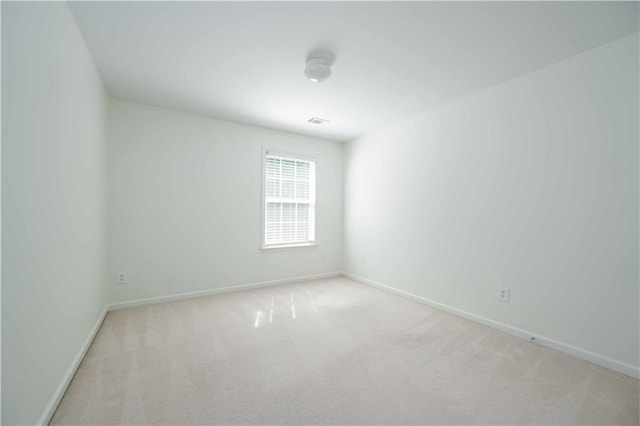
[264,153,315,246]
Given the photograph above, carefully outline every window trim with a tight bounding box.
[261,148,317,250]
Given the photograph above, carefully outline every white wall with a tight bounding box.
[2,3,109,424]
[109,99,343,304]
[344,34,639,373]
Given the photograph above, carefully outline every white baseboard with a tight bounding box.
[343,271,639,379]
[108,271,342,311]
[37,306,108,425]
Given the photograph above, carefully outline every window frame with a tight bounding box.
[261,148,317,250]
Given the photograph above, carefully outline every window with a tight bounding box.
[263,151,316,248]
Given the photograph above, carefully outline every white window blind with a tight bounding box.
[263,152,316,247]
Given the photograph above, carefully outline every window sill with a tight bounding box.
[261,243,318,251]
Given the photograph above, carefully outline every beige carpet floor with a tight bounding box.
[51,277,639,425]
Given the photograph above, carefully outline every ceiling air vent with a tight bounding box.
[308,117,329,125]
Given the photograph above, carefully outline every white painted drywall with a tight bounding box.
[0,4,3,422]
[2,3,109,424]
[108,99,343,303]
[344,34,639,371]
[68,1,639,142]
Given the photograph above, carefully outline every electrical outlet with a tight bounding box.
[497,287,510,302]
[359,256,365,266]
[117,272,127,284]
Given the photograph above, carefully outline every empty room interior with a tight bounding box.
[2,1,639,425]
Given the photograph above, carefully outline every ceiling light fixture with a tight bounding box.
[305,58,331,83]
[304,49,334,83]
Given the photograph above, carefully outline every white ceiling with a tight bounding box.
[68,1,639,142]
